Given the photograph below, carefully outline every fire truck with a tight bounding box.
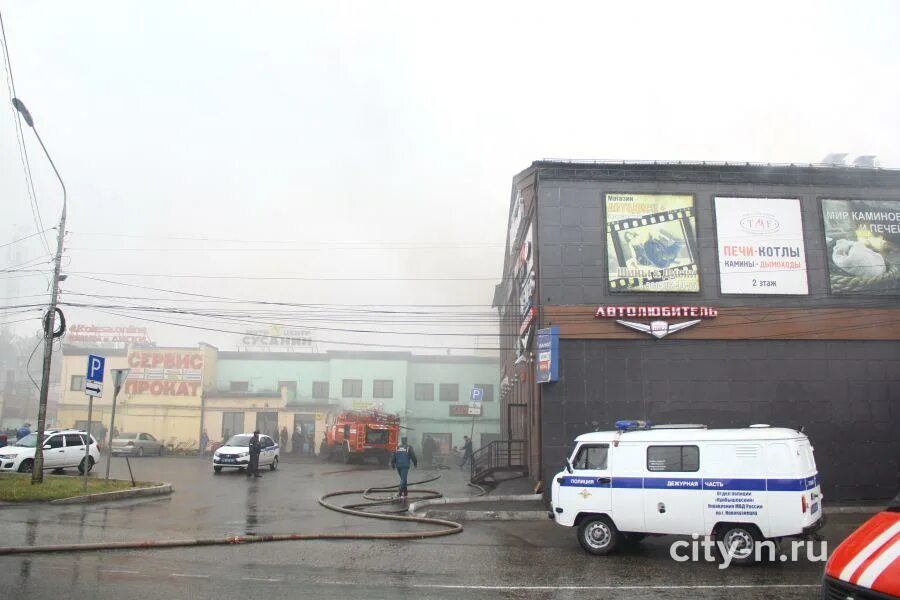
[320,409,400,465]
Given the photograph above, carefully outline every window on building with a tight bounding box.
[312,381,329,399]
[278,380,297,402]
[70,375,85,392]
[439,383,459,402]
[373,379,393,399]
[222,411,245,439]
[414,383,434,401]
[574,444,609,470]
[229,381,249,392]
[342,379,362,398]
[647,445,700,472]
[474,384,494,402]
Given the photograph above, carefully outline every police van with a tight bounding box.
[550,421,824,561]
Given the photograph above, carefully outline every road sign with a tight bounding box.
[86,354,105,397]
[86,354,105,383]
[470,387,484,402]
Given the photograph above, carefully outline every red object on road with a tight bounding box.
[823,493,900,599]
[321,410,399,465]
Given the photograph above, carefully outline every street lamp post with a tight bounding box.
[12,97,67,485]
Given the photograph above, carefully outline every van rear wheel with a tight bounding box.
[577,516,620,555]
[717,524,760,565]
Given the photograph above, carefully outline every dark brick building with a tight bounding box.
[496,160,900,502]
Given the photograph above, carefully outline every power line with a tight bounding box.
[0,9,50,255]
[80,307,502,352]
[0,228,50,250]
[67,231,505,247]
[66,270,501,281]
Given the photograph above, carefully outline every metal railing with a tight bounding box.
[470,440,526,483]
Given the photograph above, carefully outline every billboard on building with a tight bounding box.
[605,193,700,292]
[714,197,809,295]
[821,199,900,294]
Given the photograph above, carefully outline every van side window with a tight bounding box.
[574,444,608,470]
[647,445,699,472]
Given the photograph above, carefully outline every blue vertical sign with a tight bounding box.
[85,354,105,397]
[535,326,559,384]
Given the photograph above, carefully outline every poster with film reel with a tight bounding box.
[605,193,700,292]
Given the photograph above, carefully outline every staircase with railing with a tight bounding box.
[469,440,527,484]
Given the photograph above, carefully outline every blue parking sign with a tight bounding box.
[470,387,484,402]
[86,354,105,384]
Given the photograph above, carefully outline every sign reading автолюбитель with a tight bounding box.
[715,197,809,295]
[821,199,900,295]
[605,193,700,292]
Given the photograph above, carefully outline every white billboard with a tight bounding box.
[715,197,808,295]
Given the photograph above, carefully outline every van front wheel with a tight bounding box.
[577,516,620,555]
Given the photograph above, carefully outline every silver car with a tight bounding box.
[110,432,165,457]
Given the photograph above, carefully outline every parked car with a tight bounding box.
[0,429,100,474]
[822,492,899,599]
[110,432,165,457]
[212,433,279,473]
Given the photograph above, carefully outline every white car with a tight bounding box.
[212,433,280,473]
[0,429,100,474]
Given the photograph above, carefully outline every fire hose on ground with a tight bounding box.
[0,474,463,555]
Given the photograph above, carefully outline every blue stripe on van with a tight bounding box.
[610,477,643,489]
[643,477,701,489]
[558,476,610,488]
[559,474,820,491]
[702,478,767,491]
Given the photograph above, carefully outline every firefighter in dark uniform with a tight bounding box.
[247,430,262,478]
[389,437,417,498]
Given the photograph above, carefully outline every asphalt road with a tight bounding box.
[0,455,872,599]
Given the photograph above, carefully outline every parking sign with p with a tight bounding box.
[85,354,105,397]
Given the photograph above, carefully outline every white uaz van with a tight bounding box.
[550,421,823,562]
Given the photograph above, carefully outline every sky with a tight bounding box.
[1,0,899,354]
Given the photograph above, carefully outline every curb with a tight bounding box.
[50,483,173,505]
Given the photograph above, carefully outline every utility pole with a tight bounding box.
[13,98,67,485]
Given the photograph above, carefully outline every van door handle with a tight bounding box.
[598,477,611,485]
[658,502,666,514]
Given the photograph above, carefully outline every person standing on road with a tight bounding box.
[459,435,473,470]
[247,430,262,478]
[280,426,288,451]
[16,423,30,441]
[291,427,302,455]
[199,429,209,457]
[422,435,435,467]
[389,436,417,498]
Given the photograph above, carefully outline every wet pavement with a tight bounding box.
[0,456,871,599]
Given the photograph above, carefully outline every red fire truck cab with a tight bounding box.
[320,410,400,465]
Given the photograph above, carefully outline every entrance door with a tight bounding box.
[507,403,527,441]
[222,412,244,440]
[255,412,278,439]
[480,433,501,448]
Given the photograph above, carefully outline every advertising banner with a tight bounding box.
[535,326,559,384]
[821,199,900,294]
[714,197,808,295]
[605,193,700,292]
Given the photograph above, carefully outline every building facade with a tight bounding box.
[58,345,499,455]
[497,161,900,502]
